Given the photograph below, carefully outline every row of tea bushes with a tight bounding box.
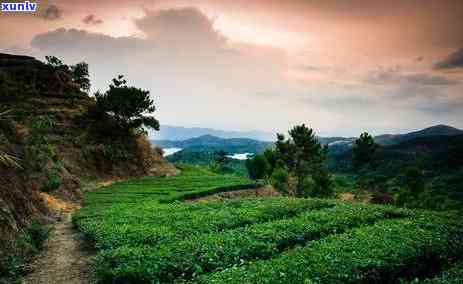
[74,198,333,250]
[95,204,412,282]
[200,213,462,284]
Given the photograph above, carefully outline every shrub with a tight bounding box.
[25,219,49,251]
[40,171,61,192]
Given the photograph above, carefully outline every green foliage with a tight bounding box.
[274,124,332,197]
[353,132,378,170]
[245,154,270,180]
[94,75,159,133]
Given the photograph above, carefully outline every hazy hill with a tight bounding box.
[375,125,463,145]
[154,134,273,154]
[149,125,275,141]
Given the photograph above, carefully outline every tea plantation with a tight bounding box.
[74,166,463,283]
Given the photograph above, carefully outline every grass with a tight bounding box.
[73,165,462,283]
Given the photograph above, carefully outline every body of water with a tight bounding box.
[163,148,182,156]
[227,153,254,160]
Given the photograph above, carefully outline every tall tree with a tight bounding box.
[274,124,331,197]
[95,75,159,134]
[353,132,377,170]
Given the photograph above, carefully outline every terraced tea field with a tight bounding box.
[74,166,463,283]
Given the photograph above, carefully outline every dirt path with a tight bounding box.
[24,180,123,284]
[24,212,96,284]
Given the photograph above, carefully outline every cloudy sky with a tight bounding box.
[1,0,463,136]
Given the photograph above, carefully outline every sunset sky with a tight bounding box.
[1,0,462,136]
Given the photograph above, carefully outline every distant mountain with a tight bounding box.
[149,125,274,141]
[153,135,273,154]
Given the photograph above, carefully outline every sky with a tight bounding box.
[1,0,463,136]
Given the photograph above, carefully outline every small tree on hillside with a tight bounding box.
[210,150,233,174]
[95,75,159,134]
[353,132,377,170]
